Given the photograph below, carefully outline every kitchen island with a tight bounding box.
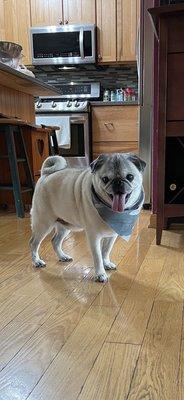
[0,63,61,211]
[0,62,61,123]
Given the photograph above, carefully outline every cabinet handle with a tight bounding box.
[65,20,69,24]
[104,122,114,129]
[98,54,102,61]
[59,19,63,25]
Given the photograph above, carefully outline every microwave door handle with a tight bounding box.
[79,28,84,59]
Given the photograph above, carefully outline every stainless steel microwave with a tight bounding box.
[30,24,96,65]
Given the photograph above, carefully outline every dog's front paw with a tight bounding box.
[34,259,46,268]
[59,254,73,262]
[103,260,117,270]
[94,273,108,283]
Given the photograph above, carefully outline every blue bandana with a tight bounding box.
[92,186,144,241]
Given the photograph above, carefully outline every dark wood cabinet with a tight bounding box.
[149,4,184,244]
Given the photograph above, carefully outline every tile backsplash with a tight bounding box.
[33,64,138,98]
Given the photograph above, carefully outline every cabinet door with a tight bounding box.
[117,0,140,62]
[30,0,63,26]
[63,0,96,24]
[0,1,5,40]
[3,0,31,65]
[92,106,139,159]
[92,106,138,142]
[96,0,116,63]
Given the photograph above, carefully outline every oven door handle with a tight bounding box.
[70,117,86,124]
[79,28,84,59]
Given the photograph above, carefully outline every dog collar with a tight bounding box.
[91,186,144,240]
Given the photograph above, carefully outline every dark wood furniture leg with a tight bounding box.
[49,131,59,155]
[4,126,25,218]
[19,128,35,191]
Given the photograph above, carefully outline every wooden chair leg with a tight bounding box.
[5,126,25,218]
[49,131,59,155]
[19,128,35,190]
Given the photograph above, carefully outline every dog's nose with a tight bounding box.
[112,178,126,194]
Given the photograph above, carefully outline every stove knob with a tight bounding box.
[36,100,42,108]
[67,100,72,107]
[75,100,80,108]
[52,101,57,108]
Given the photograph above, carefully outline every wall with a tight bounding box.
[33,64,138,98]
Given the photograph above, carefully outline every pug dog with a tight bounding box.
[30,153,146,282]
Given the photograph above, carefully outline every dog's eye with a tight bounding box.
[126,174,134,182]
[102,176,109,184]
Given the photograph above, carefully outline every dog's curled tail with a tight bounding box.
[41,156,67,176]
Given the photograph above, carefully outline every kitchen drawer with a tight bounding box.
[92,106,138,142]
[93,140,138,159]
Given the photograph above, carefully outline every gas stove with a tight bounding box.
[35,98,89,113]
[35,82,100,167]
[35,82,100,113]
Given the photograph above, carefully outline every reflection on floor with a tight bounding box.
[0,211,183,400]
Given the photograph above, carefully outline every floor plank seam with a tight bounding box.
[75,308,120,400]
[125,296,156,400]
[20,270,105,399]
[25,301,106,400]
[0,317,51,374]
[124,251,168,399]
[106,341,140,346]
[177,300,184,390]
[0,258,31,285]
[0,284,46,334]
[0,255,96,373]
[102,236,153,340]
[0,286,76,372]
[125,345,142,400]
[25,341,66,400]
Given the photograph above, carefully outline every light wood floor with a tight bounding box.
[0,211,183,400]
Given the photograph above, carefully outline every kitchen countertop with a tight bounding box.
[0,62,61,97]
[90,101,139,106]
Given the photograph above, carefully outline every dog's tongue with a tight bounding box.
[112,194,126,212]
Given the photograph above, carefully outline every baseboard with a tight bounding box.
[148,212,184,230]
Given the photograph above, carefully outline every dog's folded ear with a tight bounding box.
[127,153,146,172]
[90,154,109,173]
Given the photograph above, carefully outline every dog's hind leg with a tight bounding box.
[52,222,73,262]
[30,221,54,268]
[102,236,117,270]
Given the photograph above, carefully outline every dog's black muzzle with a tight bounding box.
[111,178,130,195]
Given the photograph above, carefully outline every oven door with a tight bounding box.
[36,113,90,167]
[60,114,90,167]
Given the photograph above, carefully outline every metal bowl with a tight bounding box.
[0,41,22,59]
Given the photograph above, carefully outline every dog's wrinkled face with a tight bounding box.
[91,153,146,212]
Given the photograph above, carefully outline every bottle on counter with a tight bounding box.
[131,89,136,101]
[124,87,136,102]
[103,89,111,102]
[110,90,116,102]
[116,88,124,102]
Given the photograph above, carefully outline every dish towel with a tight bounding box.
[36,115,71,148]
